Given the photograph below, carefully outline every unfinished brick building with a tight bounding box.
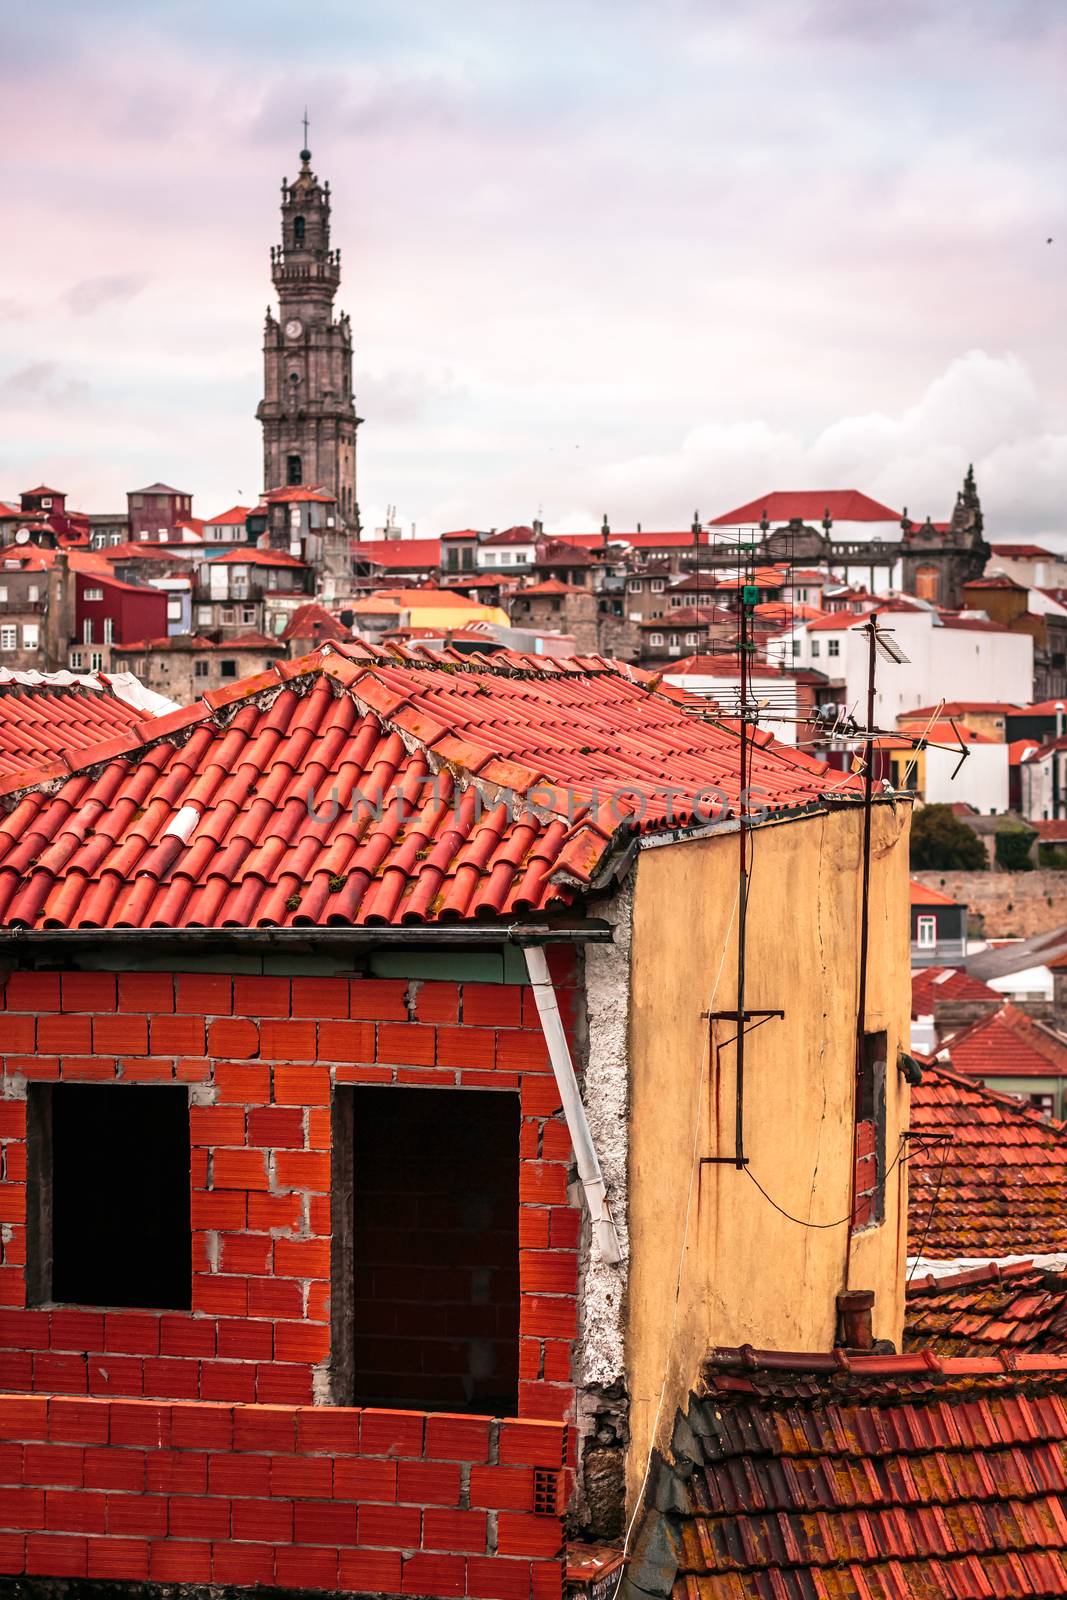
[0,639,914,1598]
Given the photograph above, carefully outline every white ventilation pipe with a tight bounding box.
[522,945,624,1265]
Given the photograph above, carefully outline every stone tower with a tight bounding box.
[257,138,359,524]
[900,465,991,608]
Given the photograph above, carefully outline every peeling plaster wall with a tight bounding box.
[573,880,633,1538]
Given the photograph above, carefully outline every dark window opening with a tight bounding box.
[287,453,303,485]
[341,1086,520,1415]
[294,215,306,245]
[852,1031,887,1231]
[28,1084,191,1309]
[220,659,237,679]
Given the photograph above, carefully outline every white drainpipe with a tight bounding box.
[522,945,624,1266]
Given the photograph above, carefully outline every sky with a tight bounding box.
[1,0,1065,539]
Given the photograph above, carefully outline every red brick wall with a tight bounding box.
[0,967,580,1420]
[0,1392,569,1597]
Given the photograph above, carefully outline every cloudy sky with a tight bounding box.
[1,0,1064,537]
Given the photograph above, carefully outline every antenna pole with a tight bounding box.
[847,613,878,1246]
[734,557,754,1168]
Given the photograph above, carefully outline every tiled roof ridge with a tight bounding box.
[920,1059,1067,1132]
[907,1259,1048,1297]
[0,643,641,806]
[702,1341,1067,1381]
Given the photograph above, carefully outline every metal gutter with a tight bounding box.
[0,921,614,951]
[522,943,624,1266]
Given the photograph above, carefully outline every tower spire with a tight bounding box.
[300,108,310,163]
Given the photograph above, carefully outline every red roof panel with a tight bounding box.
[644,1345,1067,1600]
[911,966,1000,1014]
[906,1261,1067,1356]
[908,1064,1067,1257]
[0,642,863,932]
[0,677,152,778]
[939,1002,1067,1080]
[710,489,903,525]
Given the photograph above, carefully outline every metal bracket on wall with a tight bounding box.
[699,1009,785,1169]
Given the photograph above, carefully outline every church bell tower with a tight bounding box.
[257,127,359,524]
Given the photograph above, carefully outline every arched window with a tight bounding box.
[293,216,305,245]
[287,454,302,486]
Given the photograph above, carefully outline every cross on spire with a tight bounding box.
[300,108,310,161]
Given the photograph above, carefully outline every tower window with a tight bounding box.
[287,454,303,486]
[294,215,306,245]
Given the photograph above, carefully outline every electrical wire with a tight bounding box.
[906,1136,951,1283]
[742,1137,910,1230]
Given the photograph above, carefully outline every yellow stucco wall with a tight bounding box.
[625,801,911,1501]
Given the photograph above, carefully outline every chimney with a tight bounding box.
[1056,703,1065,739]
[835,1289,875,1350]
[692,510,701,548]
[600,514,610,552]
[44,552,73,672]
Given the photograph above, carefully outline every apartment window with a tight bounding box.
[852,1033,887,1230]
[337,1086,519,1414]
[221,607,236,624]
[670,595,683,608]
[0,626,15,651]
[0,587,7,602]
[167,600,183,621]
[811,640,820,657]
[461,548,474,571]
[133,658,145,676]
[651,579,665,593]
[194,659,210,679]
[84,587,103,602]
[792,640,801,657]
[627,580,641,593]
[22,624,39,650]
[111,533,123,546]
[797,588,809,603]
[83,619,93,644]
[40,497,52,509]
[500,552,513,565]
[685,632,700,646]
[916,915,937,948]
[90,651,103,671]
[197,606,212,625]
[242,606,256,624]
[104,618,114,645]
[27,1084,192,1309]
[446,547,459,572]
[220,659,238,678]
[649,632,664,646]
[828,639,840,657]
[27,585,38,602]
[69,650,83,670]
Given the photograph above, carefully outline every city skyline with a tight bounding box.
[1,0,1064,537]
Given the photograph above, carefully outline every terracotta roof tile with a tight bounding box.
[0,641,864,932]
[910,879,960,907]
[710,489,903,525]
[911,967,1000,1014]
[906,1262,1067,1356]
[639,1346,1067,1600]
[0,675,160,778]
[908,1064,1067,1258]
[938,1002,1067,1081]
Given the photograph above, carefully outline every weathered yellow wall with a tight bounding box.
[625,801,911,1501]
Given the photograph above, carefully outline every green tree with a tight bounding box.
[994,820,1037,873]
[909,804,987,870]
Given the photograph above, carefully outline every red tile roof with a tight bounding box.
[905,1261,1067,1356]
[351,538,442,569]
[909,878,960,907]
[938,1002,1067,1081]
[0,642,863,932]
[963,573,1029,590]
[911,966,1000,1015]
[640,1344,1067,1600]
[208,548,307,568]
[709,489,902,525]
[990,544,1057,559]
[0,675,155,778]
[1015,699,1067,716]
[204,505,252,526]
[262,486,335,505]
[482,526,536,546]
[902,701,1020,718]
[1034,817,1067,841]
[513,578,587,597]
[278,603,349,645]
[638,606,722,629]
[908,1064,1067,1257]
